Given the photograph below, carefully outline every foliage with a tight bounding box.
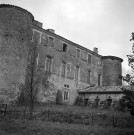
[121,33,134,115]
[56,90,62,105]
[74,96,83,105]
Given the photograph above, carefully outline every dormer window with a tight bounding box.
[63,43,68,52]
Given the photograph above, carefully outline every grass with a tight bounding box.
[0,104,134,135]
[0,118,134,135]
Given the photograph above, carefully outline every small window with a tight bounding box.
[87,70,91,84]
[32,29,41,43]
[61,62,66,77]
[45,56,52,72]
[67,63,71,77]
[48,37,54,47]
[63,43,68,52]
[36,53,39,66]
[76,48,81,58]
[98,58,102,65]
[88,54,92,64]
[46,81,49,85]
[63,90,69,101]
[64,84,69,88]
[75,66,79,80]
[98,74,101,86]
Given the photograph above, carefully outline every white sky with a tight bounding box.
[1,0,134,75]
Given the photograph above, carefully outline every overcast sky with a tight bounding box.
[1,0,134,75]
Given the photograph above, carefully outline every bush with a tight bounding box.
[56,90,62,105]
[16,91,25,106]
[74,96,83,105]
[116,98,127,111]
[110,99,126,111]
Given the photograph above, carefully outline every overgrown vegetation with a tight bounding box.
[121,33,134,116]
[0,104,134,135]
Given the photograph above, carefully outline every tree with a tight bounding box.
[25,41,38,118]
[122,33,134,116]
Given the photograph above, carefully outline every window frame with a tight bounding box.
[98,74,101,86]
[87,70,91,84]
[66,63,71,78]
[75,66,79,80]
[63,90,69,101]
[62,43,68,53]
[32,28,42,44]
[61,62,66,77]
[45,56,52,72]
[76,48,81,59]
[87,53,92,64]
[48,36,54,47]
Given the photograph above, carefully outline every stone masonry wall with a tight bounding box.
[102,57,122,86]
[32,28,103,104]
[0,5,33,103]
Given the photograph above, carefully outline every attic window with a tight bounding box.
[63,43,68,52]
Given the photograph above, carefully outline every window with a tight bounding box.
[48,37,54,47]
[61,62,66,77]
[98,58,102,65]
[67,63,71,77]
[76,48,81,58]
[75,66,79,80]
[87,70,91,84]
[64,84,69,88]
[32,29,41,43]
[36,53,39,66]
[98,74,101,86]
[63,43,68,52]
[45,56,52,72]
[63,90,69,101]
[88,54,92,64]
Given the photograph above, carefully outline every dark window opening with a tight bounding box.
[88,54,92,64]
[63,91,69,101]
[98,74,101,86]
[64,84,69,88]
[87,70,91,84]
[45,56,52,72]
[76,49,81,58]
[48,37,54,47]
[63,43,68,52]
[75,66,79,80]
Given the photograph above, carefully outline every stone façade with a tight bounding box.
[0,4,123,104]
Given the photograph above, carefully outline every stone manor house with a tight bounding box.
[0,4,123,105]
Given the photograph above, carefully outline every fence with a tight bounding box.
[0,107,133,128]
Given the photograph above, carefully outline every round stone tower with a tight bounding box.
[0,4,34,102]
[102,56,123,86]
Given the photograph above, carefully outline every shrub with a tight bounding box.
[116,98,127,111]
[74,96,83,105]
[56,90,62,105]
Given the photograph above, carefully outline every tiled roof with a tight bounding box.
[78,85,123,94]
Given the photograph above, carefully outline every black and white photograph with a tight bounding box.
[0,0,134,135]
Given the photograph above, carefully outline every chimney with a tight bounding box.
[33,20,43,28]
[47,29,55,33]
[93,47,98,54]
